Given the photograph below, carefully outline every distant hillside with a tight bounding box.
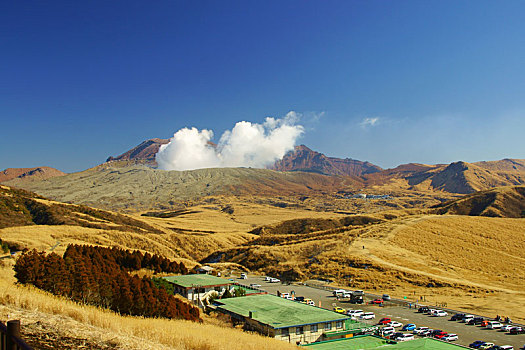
[432,185,525,218]
[0,167,66,183]
[365,159,525,194]
[0,185,164,232]
[270,145,382,176]
[5,166,353,210]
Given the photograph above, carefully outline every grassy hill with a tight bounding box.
[432,185,525,218]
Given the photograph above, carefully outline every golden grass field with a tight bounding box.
[2,185,525,346]
[0,260,297,350]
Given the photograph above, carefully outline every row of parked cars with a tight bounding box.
[469,341,516,350]
[449,312,524,334]
[417,306,448,317]
[334,308,376,320]
[377,318,458,342]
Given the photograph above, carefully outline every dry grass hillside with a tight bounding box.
[365,159,525,194]
[0,260,297,350]
[432,185,525,218]
[203,209,525,323]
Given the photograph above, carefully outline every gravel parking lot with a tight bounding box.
[237,275,525,349]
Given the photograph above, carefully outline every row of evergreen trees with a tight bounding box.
[14,245,200,321]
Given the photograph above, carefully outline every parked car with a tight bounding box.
[305,299,315,306]
[249,283,261,288]
[402,324,417,331]
[470,341,486,349]
[418,306,430,313]
[462,315,475,323]
[387,321,403,328]
[360,312,376,320]
[480,320,490,327]
[382,294,391,301]
[479,343,495,350]
[426,308,437,315]
[419,329,434,337]
[294,296,305,302]
[467,317,485,325]
[264,276,271,281]
[269,277,280,283]
[370,298,384,304]
[380,327,395,337]
[486,321,503,329]
[433,330,448,339]
[495,346,514,350]
[395,333,414,341]
[413,326,429,335]
[379,317,392,325]
[509,327,524,335]
[391,332,404,340]
[240,273,247,279]
[347,309,364,317]
[442,334,458,341]
[451,313,466,321]
[333,289,347,296]
[500,325,514,332]
[434,310,448,317]
[333,306,346,314]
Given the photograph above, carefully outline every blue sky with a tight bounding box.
[1,0,524,172]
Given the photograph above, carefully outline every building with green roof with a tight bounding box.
[162,274,232,301]
[215,294,352,344]
[302,335,467,350]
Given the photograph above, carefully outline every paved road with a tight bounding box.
[237,276,525,349]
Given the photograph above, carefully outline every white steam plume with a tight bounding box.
[156,111,304,171]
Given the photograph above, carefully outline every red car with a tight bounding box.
[434,331,448,339]
[378,317,391,325]
[370,298,384,304]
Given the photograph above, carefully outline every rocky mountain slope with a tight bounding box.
[270,145,382,176]
[0,167,66,183]
[106,138,169,166]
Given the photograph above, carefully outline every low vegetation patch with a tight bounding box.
[14,245,200,321]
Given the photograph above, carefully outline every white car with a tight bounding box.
[240,273,247,279]
[264,276,271,281]
[387,321,403,328]
[347,309,364,317]
[380,327,395,337]
[332,289,347,296]
[281,292,290,298]
[501,325,514,332]
[269,277,280,283]
[434,310,448,317]
[461,315,475,323]
[486,321,503,329]
[249,283,261,288]
[498,346,513,350]
[442,334,458,341]
[360,312,375,320]
[395,333,414,341]
[413,326,429,335]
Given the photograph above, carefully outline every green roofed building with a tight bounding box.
[302,335,467,350]
[162,274,232,301]
[215,294,352,344]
